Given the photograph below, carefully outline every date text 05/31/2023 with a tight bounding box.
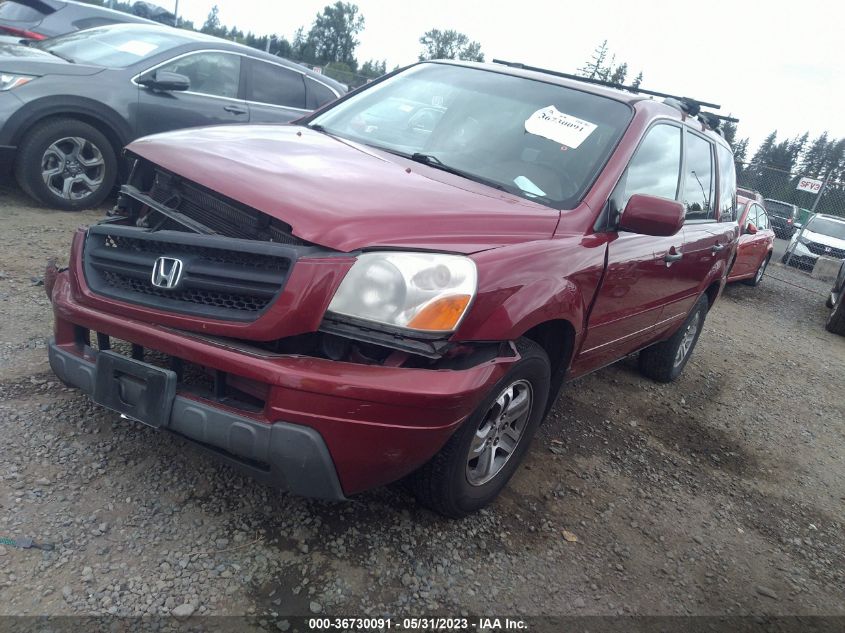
[308,617,529,630]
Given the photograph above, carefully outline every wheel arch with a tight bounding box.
[8,98,131,164]
[704,279,722,309]
[517,318,577,417]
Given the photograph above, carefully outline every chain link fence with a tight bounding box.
[737,162,845,274]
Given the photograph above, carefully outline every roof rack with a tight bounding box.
[491,59,739,130]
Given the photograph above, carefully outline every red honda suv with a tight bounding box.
[46,61,738,517]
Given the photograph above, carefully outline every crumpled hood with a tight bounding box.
[127,125,559,253]
[0,43,105,76]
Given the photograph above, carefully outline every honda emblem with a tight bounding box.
[151,257,184,289]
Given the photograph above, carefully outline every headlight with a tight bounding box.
[799,235,811,245]
[327,252,477,333]
[0,73,35,91]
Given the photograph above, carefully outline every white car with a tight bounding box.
[782,213,845,269]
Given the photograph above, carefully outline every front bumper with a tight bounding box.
[48,340,346,500]
[786,241,819,266]
[49,271,514,496]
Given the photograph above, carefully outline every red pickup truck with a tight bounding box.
[46,61,738,517]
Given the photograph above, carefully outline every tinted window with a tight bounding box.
[716,143,736,222]
[306,77,337,109]
[311,63,634,210]
[36,25,188,67]
[159,52,240,99]
[0,1,46,21]
[622,124,681,204]
[248,60,305,108]
[764,200,796,219]
[683,131,715,220]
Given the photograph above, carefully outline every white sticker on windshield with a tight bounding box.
[524,106,597,149]
[115,40,159,57]
[513,176,546,198]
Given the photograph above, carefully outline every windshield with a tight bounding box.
[35,26,187,67]
[806,216,845,240]
[310,63,632,209]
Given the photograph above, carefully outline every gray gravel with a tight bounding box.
[1,185,844,620]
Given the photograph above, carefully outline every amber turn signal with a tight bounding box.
[407,295,471,331]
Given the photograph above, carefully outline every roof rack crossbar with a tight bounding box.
[491,58,724,112]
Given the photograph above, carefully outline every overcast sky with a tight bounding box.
[172,0,844,164]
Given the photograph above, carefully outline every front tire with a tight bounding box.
[743,254,770,287]
[15,118,117,211]
[410,338,551,518]
[639,294,708,383]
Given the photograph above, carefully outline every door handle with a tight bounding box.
[223,105,247,115]
[664,250,683,263]
[711,242,725,253]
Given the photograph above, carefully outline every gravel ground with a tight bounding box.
[1,183,844,624]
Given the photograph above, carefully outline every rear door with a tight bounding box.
[672,131,736,317]
[136,51,249,137]
[243,57,309,123]
[580,122,689,367]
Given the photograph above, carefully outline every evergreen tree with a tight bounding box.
[578,40,608,80]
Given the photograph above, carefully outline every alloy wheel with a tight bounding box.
[673,310,701,368]
[466,379,533,486]
[41,136,105,201]
[755,258,768,283]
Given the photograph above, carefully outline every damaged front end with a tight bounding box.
[73,155,499,371]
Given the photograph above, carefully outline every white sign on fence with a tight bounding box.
[797,177,824,194]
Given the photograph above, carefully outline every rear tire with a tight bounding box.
[639,294,708,383]
[15,118,117,211]
[825,287,845,335]
[410,338,550,518]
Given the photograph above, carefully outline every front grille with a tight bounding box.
[147,170,303,244]
[806,241,845,259]
[83,224,299,321]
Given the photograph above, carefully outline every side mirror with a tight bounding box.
[138,70,190,92]
[745,222,758,235]
[618,193,684,237]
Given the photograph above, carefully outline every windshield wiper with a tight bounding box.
[42,48,75,63]
[409,153,515,195]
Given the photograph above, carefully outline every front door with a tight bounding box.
[578,122,687,370]
[136,51,249,137]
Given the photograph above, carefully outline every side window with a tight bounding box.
[716,143,736,222]
[305,77,337,110]
[683,131,715,221]
[621,123,682,204]
[157,52,240,99]
[248,60,306,109]
[756,207,769,230]
[746,204,758,229]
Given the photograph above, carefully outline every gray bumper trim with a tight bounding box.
[48,340,346,501]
